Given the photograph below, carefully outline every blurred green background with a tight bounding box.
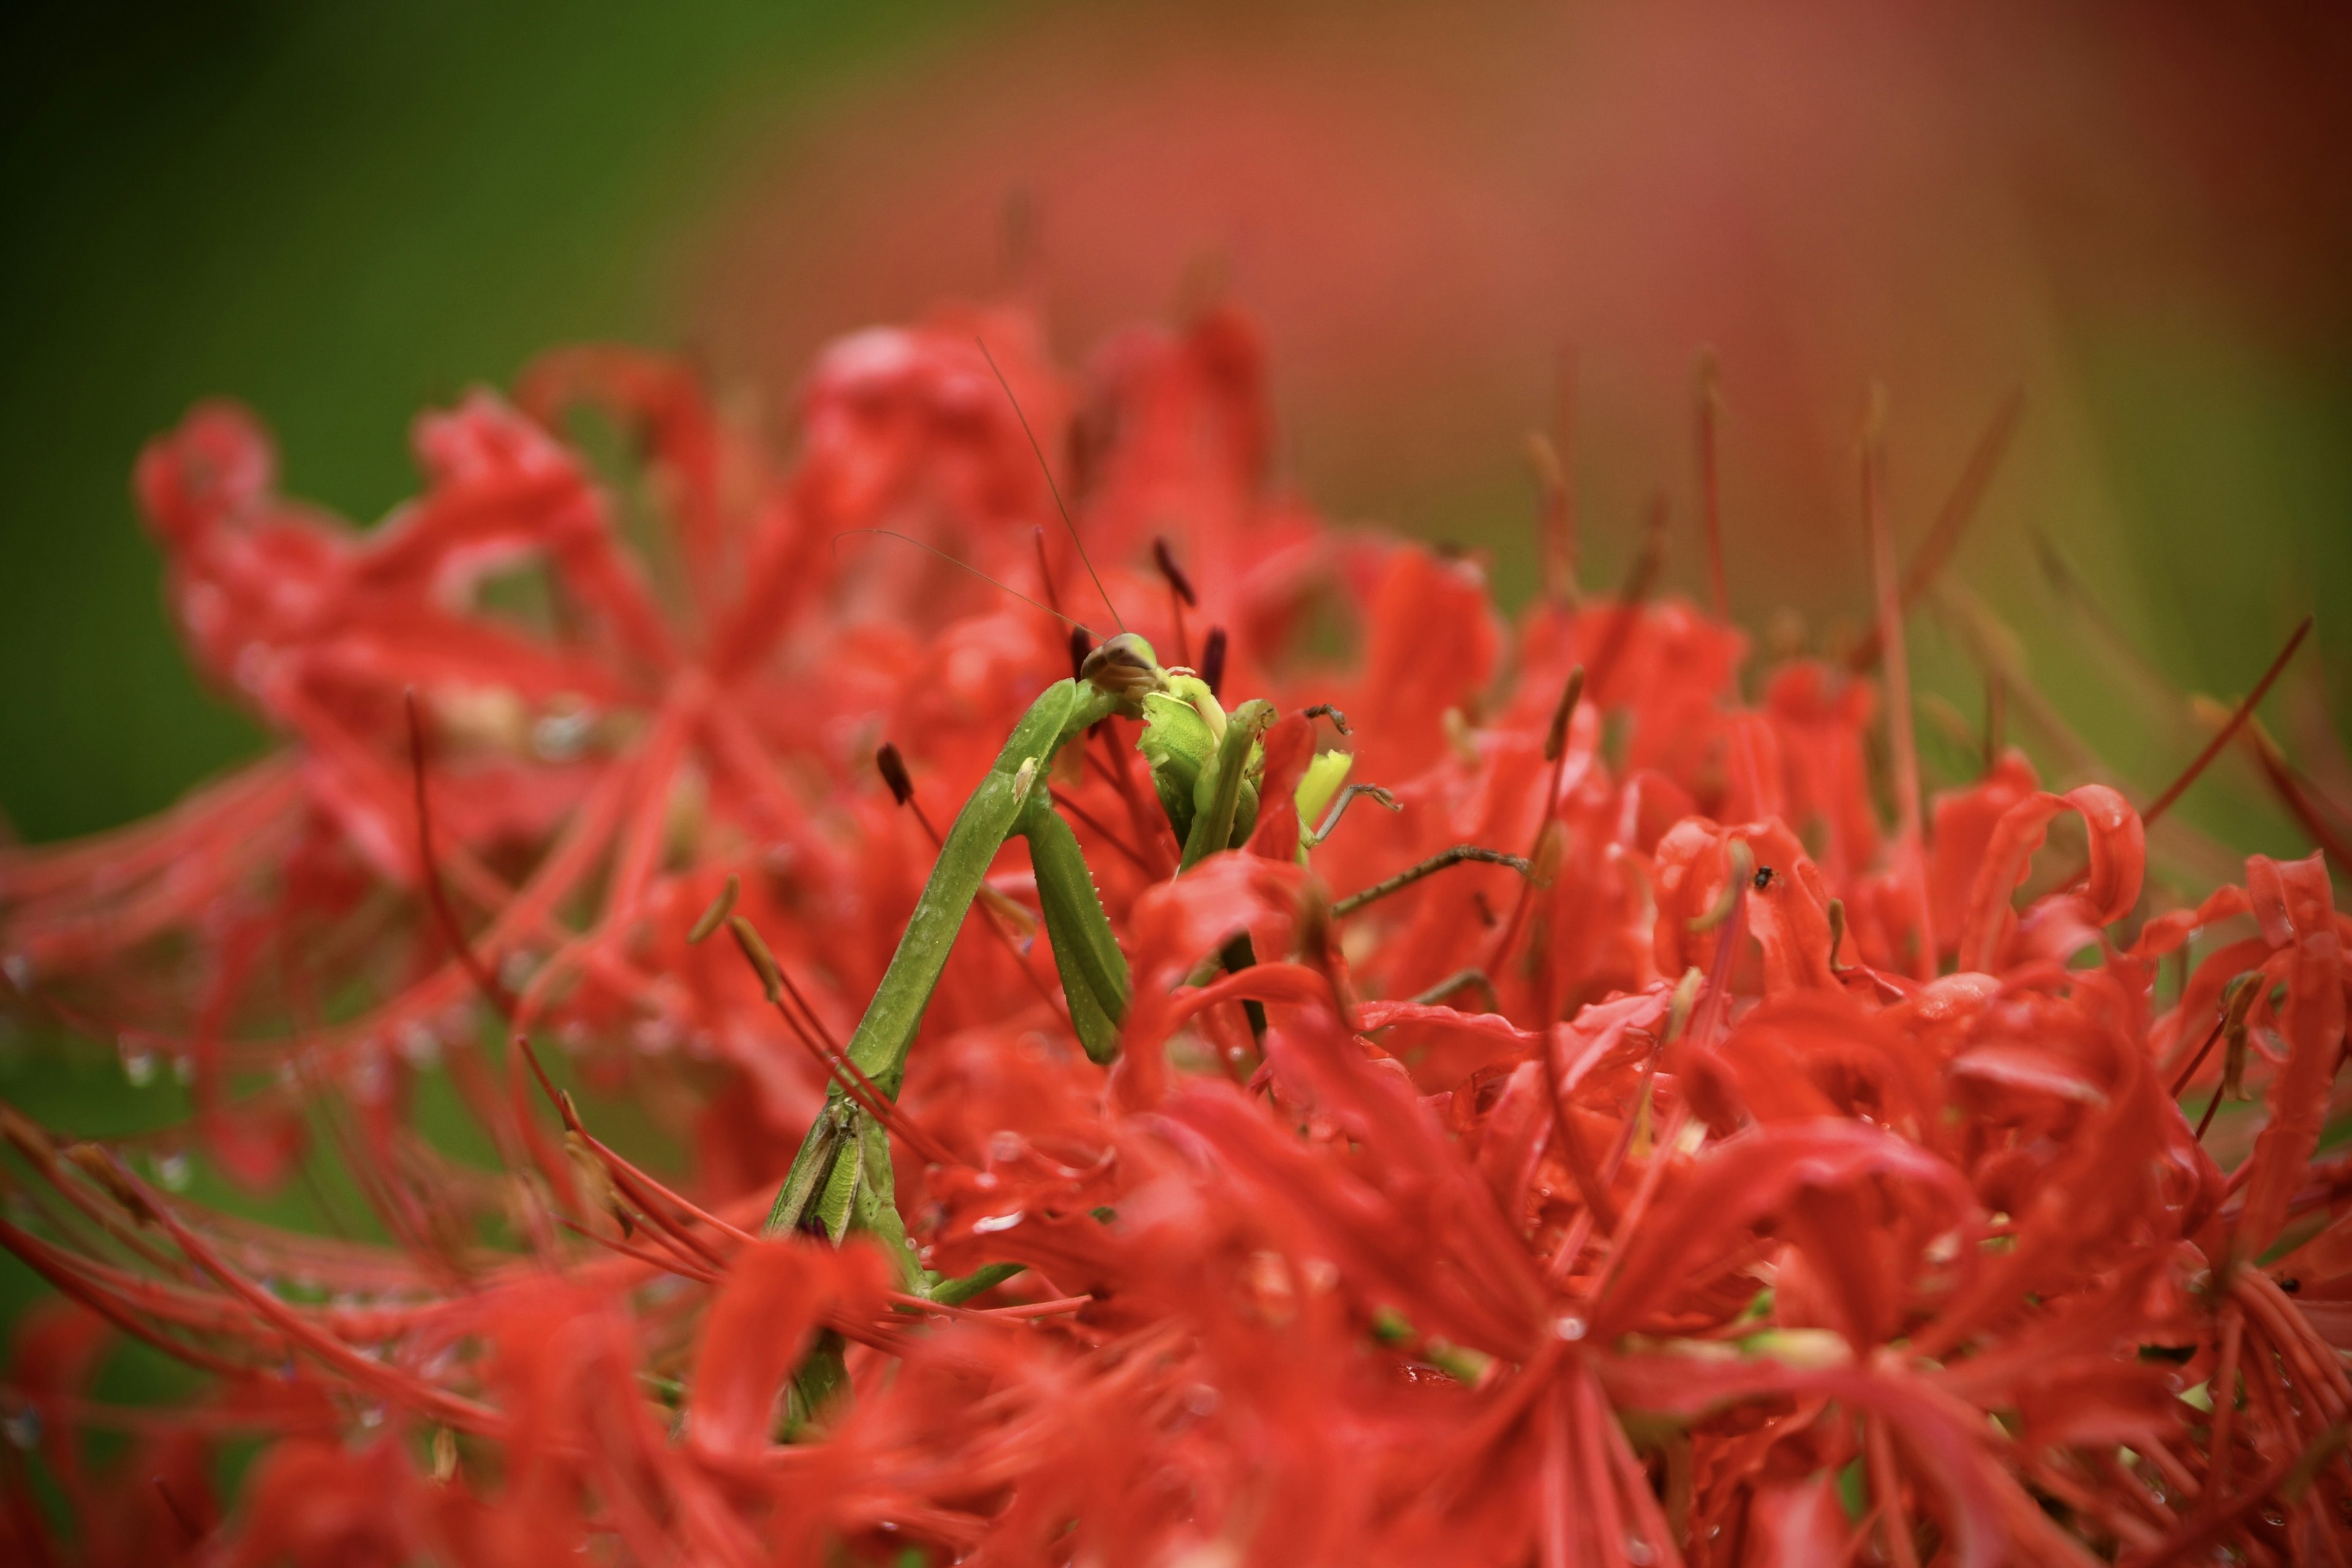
[3,1,2346,858]
[1,0,2348,1463]
[1,0,1007,845]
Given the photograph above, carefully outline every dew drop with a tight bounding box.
[119,1039,157,1087]
[398,1022,441,1067]
[172,1054,195,1086]
[1553,1314,1587,1342]
[348,1044,389,1103]
[532,702,596,762]
[971,1212,1025,1235]
[358,1403,386,1429]
[155,1152,192,1191]
[2,952,31,990]
[2,1404,39,1449]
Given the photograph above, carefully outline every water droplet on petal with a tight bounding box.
[971,1212,1025,1235]
[1553,1314,1587,1341]
[119,1039,157,1087]
[155,1152,192,1191]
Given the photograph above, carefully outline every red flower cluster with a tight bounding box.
[2,301,2348,1565]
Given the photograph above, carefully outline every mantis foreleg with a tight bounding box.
[765,673,1131,1247]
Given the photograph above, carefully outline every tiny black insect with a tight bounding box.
[1752,866,1775,891]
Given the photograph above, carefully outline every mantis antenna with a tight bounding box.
[976,336,1126,632]
[831,529,1095,635]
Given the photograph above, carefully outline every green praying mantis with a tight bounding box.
[695,603,1539,1428]
[716,619,1534,1283]
[747,633,1268,1255]
[682,362,1536,1425]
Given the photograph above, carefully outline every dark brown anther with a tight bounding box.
[876,743,915,807]
[1542,666,1586,763]
[1200,626,1229,697]
[66,1145,155,1224]
[687,873,739,944]
[1069,625,1095,682]
[726,916,784,1005]
[1152,537,1197,607]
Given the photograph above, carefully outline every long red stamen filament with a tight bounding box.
[578,1140,729,1272]
[1156,546,1193,668]
[1091,719,1181,876]
[1540,1030,1622,1233]
[0,1213,260,1378]
[1593,1097,1692,1298]
[2143,614,2313,827]
[1863,390,1936,979]
[1546,344,1580,607]
[1490,669,1589,978]
[403,688,515,1022]
[2166,1009,2231,1099]
[557,1216,720,1284]
[1582,498,1666,701]
[563,1117,758,1251]
[771,984,956,1167]
[1695,349,1727,622]
[106,1155,506,1433]
[2241,723,2352,875]
[764,979,910,1137]
[2193,1082,2228,1143]
[1050,789,1152,873]
[1686,867,1752,1049]
[726,918,960,1167]
[1847,388,2023,671]
[1866,1415,1921,1568]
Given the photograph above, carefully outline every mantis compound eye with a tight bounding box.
[1080,631,1164,708]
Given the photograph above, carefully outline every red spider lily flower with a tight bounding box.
[3,296,2349,1567]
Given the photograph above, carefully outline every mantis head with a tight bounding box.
[1079,631,1166,714]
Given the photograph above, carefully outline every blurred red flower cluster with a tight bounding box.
[1,300,2347,1564]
